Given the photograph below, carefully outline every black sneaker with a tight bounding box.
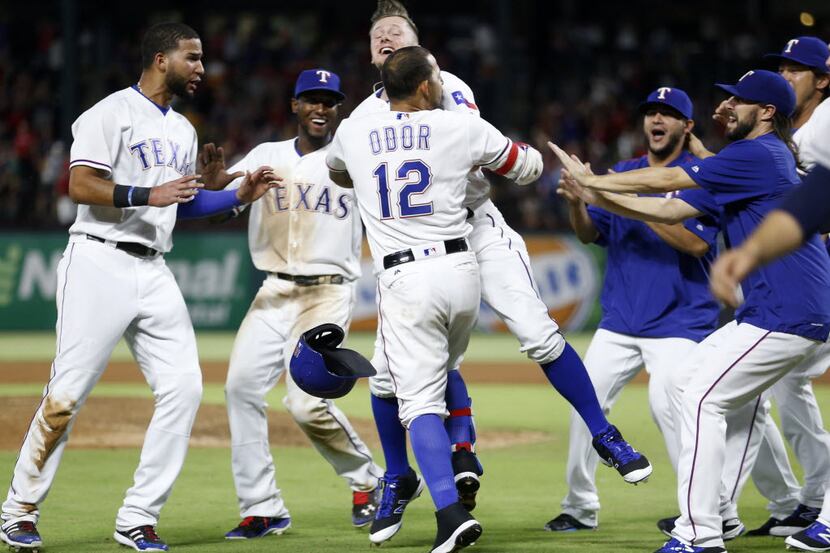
[769,503,820,537]
[0,520,42,549]
[369,468,425,545]
[657,515,744,541]
[592,425,652,484]
[113,525,168,551]
[745,517,782,536]
[452,449,483,512]
[224,516,291,539]
[352,487,380,528]
[431,502,482,553]
[544,513,596,532]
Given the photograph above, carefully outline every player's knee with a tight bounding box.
[283,390,327,426]
[527,331,567,365]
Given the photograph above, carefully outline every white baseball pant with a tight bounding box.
[225,276,382,518]
[1,238,203,531]
[374,252,480,428]
[370,199,564,398]
[671,321,821,549]
[751,343,830,510]
[560,329,695,525]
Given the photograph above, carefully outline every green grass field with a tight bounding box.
[0,332,822,552]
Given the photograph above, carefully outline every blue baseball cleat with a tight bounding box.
[113,525,168,551]
[592,425,653,484]
[224,516,291,539]
[369,468,425,545]
[785,519,830,551]
[0,520,42,550]
[653,537,726,553]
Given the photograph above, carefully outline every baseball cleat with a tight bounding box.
[224,516,291,539]
[745,516,783,536]
[0,520,42,550]
[785,519,830,551]
[353,487,381,528]
[657,515,744,541]
[653,537,726,553]
[591,425,652,484]
[544,513,596,532]
[772,504,821,537]
[452,449,483,512]
[430,502,482,553]
[369,468,425,545]
[113,525,168,551]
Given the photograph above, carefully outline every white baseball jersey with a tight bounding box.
[227,140,362,280]
[350,71,492,209]
[68,86,197,253]
[326,109,514,270]
[794,98,830,173]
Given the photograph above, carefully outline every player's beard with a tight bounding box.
[648,128,684,161]
[166,71,192,99]
[726,111,757,142]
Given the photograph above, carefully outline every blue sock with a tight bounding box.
[541,342,611,437]
[409,414,458,511]
[444,370,473,450]
[371,395,410,476]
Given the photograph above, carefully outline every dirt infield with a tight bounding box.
[0,396,548,451]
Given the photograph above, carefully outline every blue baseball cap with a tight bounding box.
[294,69,345,101]
[715,69,796,117]
[765,36,830,74]
[638,87,694,119]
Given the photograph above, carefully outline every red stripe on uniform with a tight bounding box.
[449,407,472,417]
[493,142,519,176]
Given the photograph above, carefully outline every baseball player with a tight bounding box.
[215,69,383,539]
[732,36,830,538]
[551,69,830,553]
[354,2,651,543]
[0,23,277,552]
[547,87,721,533]
[709,115,830,553]
[327,44,542,553]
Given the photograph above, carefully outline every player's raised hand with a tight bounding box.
[688,133,715,159]
[199,143,244,190]
[149,175,204,206]
[712,99,730,127]
[710,248,753,308]
[547,142,590,185]
[235,166,282,204]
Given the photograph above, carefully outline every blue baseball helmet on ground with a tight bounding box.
[290,323,376,399]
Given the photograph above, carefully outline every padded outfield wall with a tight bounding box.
[0,232,603,332]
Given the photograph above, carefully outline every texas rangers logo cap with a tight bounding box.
[294,68,346,101]
[715,69,796,117]
[638,87,694,120]
[764,36,830,74]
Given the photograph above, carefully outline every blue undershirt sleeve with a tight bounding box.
[176,189,244,220]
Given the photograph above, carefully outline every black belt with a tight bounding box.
[86,234,159,258]
[274,272,345,286]
[383,238,468,270]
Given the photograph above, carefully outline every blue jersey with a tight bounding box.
[587,152,720,342]
[681,133,830,341]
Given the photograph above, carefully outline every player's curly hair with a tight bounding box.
[772,111,805,172]
[141,22,200,69]
[370,0,419,36]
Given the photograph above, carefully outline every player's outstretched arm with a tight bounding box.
[69,165,203,207]
[646,223,710,257]
[548,142,696,193]
[177,166,279,220]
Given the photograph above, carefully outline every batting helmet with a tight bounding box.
[289,323,376,399]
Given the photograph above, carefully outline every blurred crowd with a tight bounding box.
[2,2,828,232]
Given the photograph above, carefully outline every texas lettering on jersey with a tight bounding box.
[129,138,195,175]
[264,181,352,220]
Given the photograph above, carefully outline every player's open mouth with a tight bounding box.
[380,47,395,55]
[311,117,327,128]
[650,129,666,140]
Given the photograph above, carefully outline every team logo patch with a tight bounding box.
[451,91,478,110]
